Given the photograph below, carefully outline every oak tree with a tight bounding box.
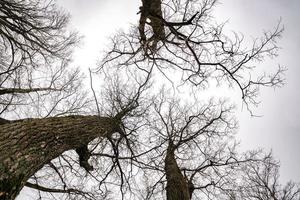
[0,0,298,200]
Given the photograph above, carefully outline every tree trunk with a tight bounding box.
[0,115,117,200]
[164,143,190,200]
[139,0,165,51]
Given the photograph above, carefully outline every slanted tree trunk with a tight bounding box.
[0,115,118,200]
[164,142,190,200]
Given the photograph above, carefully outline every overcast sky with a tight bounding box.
[57,0,300,184]
[214,0,300,183]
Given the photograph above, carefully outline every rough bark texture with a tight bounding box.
[165,143,190,200]
[139,0,165,51]
[0,115,118,200]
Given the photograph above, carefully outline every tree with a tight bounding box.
[0,0,89,199]
[224,154,300,200]
[0,0,82,116]
[0,0,298,200]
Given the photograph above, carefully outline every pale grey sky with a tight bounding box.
[214,0,300,183]
[57,0,300,184]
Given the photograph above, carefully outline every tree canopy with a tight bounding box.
[0,0,299,200]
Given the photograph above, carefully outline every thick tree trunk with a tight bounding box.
[164,143,190,200]
[139,0,165,51]
[0,115,117,200]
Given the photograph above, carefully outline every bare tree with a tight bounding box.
[227,154,300,200]
[0,0,81,116]
[133,92,257,200]
[0,0,298,200]
[95,0,296,199]
[0,71,151,200]
[99,0,285,112]
[0,0,90,199]
[146,94,239,200]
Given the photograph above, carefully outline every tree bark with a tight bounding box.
[139,0,165,51]
[165,142,190,200]
[0,115,118,200]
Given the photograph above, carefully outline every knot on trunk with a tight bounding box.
[75,145,94,172]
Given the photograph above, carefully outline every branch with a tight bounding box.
[25,182,81,194]
[0,87,61,96]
